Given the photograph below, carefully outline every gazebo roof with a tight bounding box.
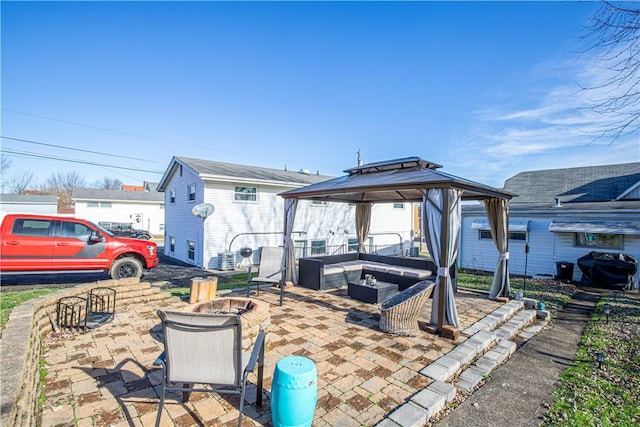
[279,157,514,202]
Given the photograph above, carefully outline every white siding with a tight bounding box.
[75,201,165,235]
[0,204,57,214]
[162,163,414,269]
[460,210,640,284]
[163,166,205,266]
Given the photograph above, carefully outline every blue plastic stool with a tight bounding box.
[271,356,317,427]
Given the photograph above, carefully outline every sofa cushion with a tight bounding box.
[341,263,363,272]
[385,266,405,276]
[324,265,345,275]
[402,268,432,279]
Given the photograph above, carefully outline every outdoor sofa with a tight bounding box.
[298,252,455,292]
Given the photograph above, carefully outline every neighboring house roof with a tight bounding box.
[122,185,145,192]
[463,200,640,213]
[0,194,58,205]
[503,162,640,204]
[157,156,334,191]
[144,181,159,192]
[72,188,164,202]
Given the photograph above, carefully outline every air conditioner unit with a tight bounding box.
[217,252,236,271]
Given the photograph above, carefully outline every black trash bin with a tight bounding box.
[555,261,574,283]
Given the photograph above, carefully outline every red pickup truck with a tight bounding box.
[0,213,159,280]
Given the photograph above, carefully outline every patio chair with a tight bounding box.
[154,309,265,427]
[379,280,435,336]
[247,246,284,296]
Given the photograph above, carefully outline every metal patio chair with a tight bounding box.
[154,309,265,427]
[247,246,284,296]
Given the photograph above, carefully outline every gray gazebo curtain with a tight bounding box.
[484,198,511,299]
[422,189,461,328]
[355,202,372,254]
[280,198,298,305]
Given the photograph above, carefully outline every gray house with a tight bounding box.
[459,162,640,284]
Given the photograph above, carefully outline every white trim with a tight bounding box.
[470,218,530,231]
[617,180,640,201]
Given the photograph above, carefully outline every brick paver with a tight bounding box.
[41,285,501,426]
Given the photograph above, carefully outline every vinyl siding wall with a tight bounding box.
[162,166,414,269]
[460,209,640,284]
[163,166,205,266]
[76,201,165,235]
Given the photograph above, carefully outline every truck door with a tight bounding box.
[52,220,108,270]
[1,217,54,270]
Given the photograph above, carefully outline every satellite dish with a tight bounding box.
[192,203,215,218]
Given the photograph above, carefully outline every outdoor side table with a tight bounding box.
[348,281,398,304]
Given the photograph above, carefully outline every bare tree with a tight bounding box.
[0,155,11,193]
[580,1,640,142]
[40,171,86,210]
[8,171,35,194]
[92,176,123,190]
[0,155,10,174]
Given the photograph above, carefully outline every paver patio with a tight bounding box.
[41,285,502,427]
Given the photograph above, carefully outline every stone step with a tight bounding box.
[403,302,545,426]
[494,309,537,341]
[454,340,517,393]
[462,299,524,336]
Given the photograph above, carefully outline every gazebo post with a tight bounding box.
[437,190,450,332]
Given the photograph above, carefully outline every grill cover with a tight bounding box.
[577,252,638,289]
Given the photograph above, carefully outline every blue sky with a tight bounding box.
[2,1,638,189]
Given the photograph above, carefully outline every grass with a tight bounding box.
[457,270,576,314]
[0,288,61,336]
[166,271,257,298]
[541,294,640,426]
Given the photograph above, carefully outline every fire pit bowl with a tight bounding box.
[187,297,270,352]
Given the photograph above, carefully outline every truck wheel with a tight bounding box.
[139,234,151,240]
[110,257,143,280]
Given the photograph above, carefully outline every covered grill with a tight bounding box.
[577,252,638,290]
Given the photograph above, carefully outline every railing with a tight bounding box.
[228,232,410,261]
[228,231,307,253]
[294,243,405,258]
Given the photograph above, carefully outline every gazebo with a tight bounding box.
[277,157,514,335]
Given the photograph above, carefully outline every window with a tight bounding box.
[479,230,527,241]
[310,240,327,256]
[234,186,257,202]
[575,233,622,249]
[348,238,359,252]
[187,240,195,260]
[169,236,175,252]
[159,224,165,231]
[87,201,111,208]
[509,231,527,241]
[393,203,404,209]
[60,221,92,239]
[187,184,196,201]
[169,190,176,204]
[11,219,52,236]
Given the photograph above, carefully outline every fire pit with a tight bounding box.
[188,297,270,352]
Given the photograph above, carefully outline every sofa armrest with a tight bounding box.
[298,258,324,290]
